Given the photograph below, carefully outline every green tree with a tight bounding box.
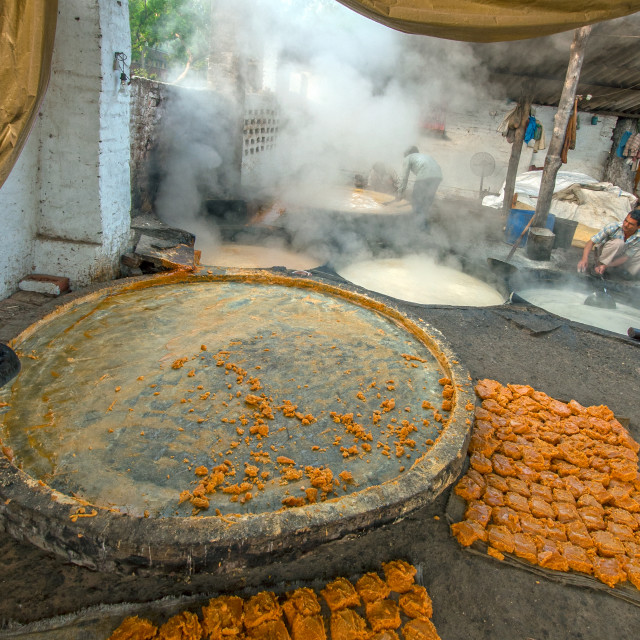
[129,0,211,79]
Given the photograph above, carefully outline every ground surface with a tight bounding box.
[1,205,639,639]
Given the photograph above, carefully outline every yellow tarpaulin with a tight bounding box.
[335,0,640,42]
[0,0,57,189]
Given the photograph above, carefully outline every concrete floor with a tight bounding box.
[1,207,640,639]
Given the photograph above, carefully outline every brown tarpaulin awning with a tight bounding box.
[335,0,640,42]
[0,0,57,189]
[2,1,640,190]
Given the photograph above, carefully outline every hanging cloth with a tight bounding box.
[524,116,537,143]
[561,98,578,164]
[617,131,632,157]
[533,123,546,152]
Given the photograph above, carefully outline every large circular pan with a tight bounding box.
[335,254,508,307]
[0,270,474,576]
[509,269,640,337]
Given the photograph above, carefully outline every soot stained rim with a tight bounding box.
[0,270,474,576]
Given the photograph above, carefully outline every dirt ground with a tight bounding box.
[1,211,640,638]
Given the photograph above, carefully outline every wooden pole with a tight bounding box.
[502,99,531,217]
[530,26,592,228]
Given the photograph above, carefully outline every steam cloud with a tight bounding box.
[150,0,493,266]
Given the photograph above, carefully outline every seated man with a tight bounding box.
[577,209,640,277]
[397,146,442,220]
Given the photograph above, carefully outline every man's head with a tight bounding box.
[404,146,419,157]
[623,209,640,237]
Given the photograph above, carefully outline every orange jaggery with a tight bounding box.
[108,616,158,640]
[290,614,326,640]
[365,599,401,633]
[398,585,433,619]
[246,619,290,640]
[382,559,417,593]
[355,572,391,603]
[329,608,369,640]
[157,611,202,640]
[320,577,361,611]
[401,617,441,640]
[201,595,244,639]
[282,587,321,626]
[451,379,640,591]
[371,632,401,640]
[244,592,282,629]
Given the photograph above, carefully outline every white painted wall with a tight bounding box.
[0,0,131,299]
[0,142,39,296]
[417,99,617,201]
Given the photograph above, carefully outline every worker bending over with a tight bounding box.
[397,146,442,222]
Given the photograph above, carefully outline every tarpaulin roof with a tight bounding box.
[0,0,57,189]
[335,0,640,42]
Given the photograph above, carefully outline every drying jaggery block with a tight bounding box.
[320,576,361,611]
[244,592,282,629]
[382,559,417,593]
[246,618,291,640]
[355,572,391,603]
[290,614,326,640]
[107,616,158,640]
[452,378,640,591]
[330,608,370,640]
[401,617,441,640]
[201,595,244,638]
[371,632,401,640]
[282,587,321,626]
[108,562,441,640]
[365,599,401,632]
[157,611,202,640]
[398,585,433,619]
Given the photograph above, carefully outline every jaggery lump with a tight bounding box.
[512,533,537,564]
[492,506,521,534]
[401,617,441,640]
[371,632,401,640]
[487,525,515,554]
[329,608,369,640]
[464,501,492,528]
[382,560,417,593]
[561,544,593,574]
[290,614,326,640]
[201,595,244,639]
[536,539,568,572]
[244,592,282,629]
[365,599,401,632]
[320,577,361,611]
[246,619,290,640]
[450,519,487,547]
[108,616,158,640]
[282,588,321,626]
[157,611,203,640]
[398,585,433,619]
[592,556,627,588]
[355,572,391,603]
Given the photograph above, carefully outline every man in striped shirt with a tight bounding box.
[577,209,640,277]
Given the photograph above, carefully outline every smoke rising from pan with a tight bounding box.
[150,0,492,266]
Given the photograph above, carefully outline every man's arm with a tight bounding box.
[577,240,594,272]
[397,158,411,197]
[594,253,628,275]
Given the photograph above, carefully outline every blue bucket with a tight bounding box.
[505,209,556,246]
